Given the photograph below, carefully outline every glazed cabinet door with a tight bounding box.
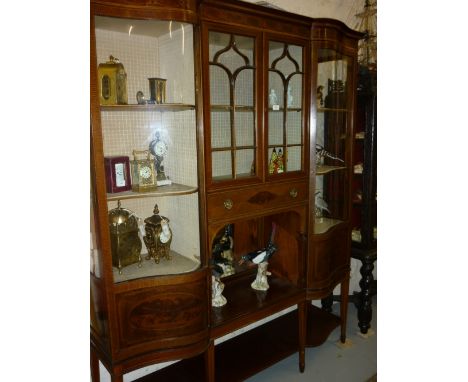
[91,11,209,366]
[202,25,263,188]
[266,36,308,179]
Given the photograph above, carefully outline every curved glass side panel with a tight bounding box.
[94,16,200,282]
[314,48,353,234]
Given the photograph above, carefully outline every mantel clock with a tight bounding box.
[130,150,158,192]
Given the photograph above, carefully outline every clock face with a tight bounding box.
[154,141,167,157]
[139,166,151,179]
[160,222,172,243]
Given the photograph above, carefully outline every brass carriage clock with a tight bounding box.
[143,204,173,264]
[98,55,128,105]
[130,150,158,192]
[108,200,143,274]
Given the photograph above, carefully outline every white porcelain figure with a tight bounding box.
[251,262,272,291]
[287,84,293,107]
[269,89,278,107]
[212,276,227,307]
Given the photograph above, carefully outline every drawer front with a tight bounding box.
[207,181,308,222]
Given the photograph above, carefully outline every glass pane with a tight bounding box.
[211,111,231,148]
[287,74,302,109]
[286,110,302,145]
[94,17,201,281]
[268,110,283,146]
[235,111,255,147]
[212,150,233,180]
[235,149,255,178]
[286,146,302,172]
[234,69,254,107]
[210,66,230,106]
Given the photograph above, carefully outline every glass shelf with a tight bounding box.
[317,107,348,113]
[101,103,195,112]
[316,165,347,175]
[268,107,302,112]
[211,105,254,112]
[314,217,343,234]
[106,183,198,201]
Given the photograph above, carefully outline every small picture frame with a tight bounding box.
[104,156,132,193]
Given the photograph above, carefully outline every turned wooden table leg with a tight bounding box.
[357,254,376,334]
[298,301,306,373]
[340,276,350,343]
[205,340,215,382]
[90,346,100,382]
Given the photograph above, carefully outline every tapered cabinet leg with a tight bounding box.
[340,276,350,343]
[298,301,306,373]
[205,340,215,382]
[90,346,100,382]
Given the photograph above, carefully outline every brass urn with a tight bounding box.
[143,204,173,264]
[108,200,142,274]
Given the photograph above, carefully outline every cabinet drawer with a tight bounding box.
[207,181,308,222]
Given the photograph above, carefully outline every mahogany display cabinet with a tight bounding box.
[90,1,363,381]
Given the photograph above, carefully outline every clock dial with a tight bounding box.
[153,141,167,157]
[139,166,151,179]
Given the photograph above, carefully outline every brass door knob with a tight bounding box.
[224,199,233,210]
[289,188,298,198]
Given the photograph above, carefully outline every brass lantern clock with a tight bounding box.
[98,55,128,105]
[108,200,143,274]
[143,204,173,264]
[130,150,158,192]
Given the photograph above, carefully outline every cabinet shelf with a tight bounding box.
[100,103,195,112]
[211,105,254,112]
[268,107,302,112]
[314,217,343,234]
[316,165,347,175]
[317,107,348,113]
[210,272,303,339]
[106,183,198,201]
[113,250,200,283]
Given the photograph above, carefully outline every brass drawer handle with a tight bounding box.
[224,199,233,210]
[289,188,298,198]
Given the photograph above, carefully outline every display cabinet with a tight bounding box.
[307,21,362,344]
[351,65,377,334]
[90,1,363,381]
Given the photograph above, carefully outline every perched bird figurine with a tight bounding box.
[315,144,344,166]
[239,223,278,291]
[211,224,235,277]
[239,240,277,265]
